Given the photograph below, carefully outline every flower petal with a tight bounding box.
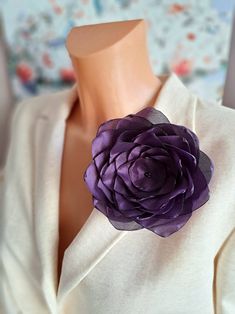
[190,166,210,211]
[84,162,107,202]
[198,150,214,184]
[136,107,171,124]
[92,129,118,157]
[146,212,192,237]
[116,114,153,130]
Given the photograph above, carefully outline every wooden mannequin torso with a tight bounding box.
[56,18,163,292]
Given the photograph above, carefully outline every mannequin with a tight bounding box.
[57,19,163,290]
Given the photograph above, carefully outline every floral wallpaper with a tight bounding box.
[1,0,234,103]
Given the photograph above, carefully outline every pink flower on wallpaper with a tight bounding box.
[171,59,193,77]
[16,62,35,83]
[168,3,187,14]
[187,32,196,41]
[59,68,76,82]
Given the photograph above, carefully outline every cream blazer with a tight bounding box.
[1,72,235,314]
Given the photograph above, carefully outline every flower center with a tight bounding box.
[129,157,166,192]
[144,171,152,178]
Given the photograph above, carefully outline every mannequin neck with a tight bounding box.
[66,19,162,139]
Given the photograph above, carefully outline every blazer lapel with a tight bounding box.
[33,88,129,310]
[34,115,61,312]
[57,205,129,304]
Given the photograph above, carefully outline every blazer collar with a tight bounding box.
[34,72,197,310]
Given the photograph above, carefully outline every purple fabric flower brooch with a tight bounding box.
[83,107,214,237]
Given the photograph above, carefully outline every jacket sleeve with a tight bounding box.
[215,227,235,313]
